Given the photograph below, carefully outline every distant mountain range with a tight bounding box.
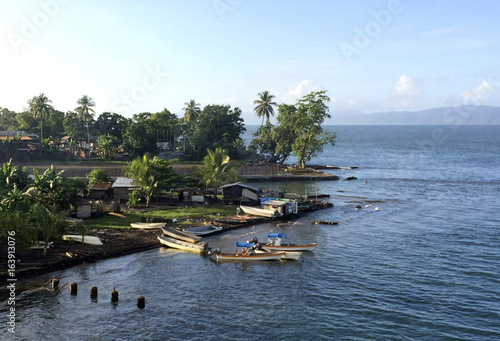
[329,106,500,125]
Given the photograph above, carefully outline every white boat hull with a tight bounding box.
[240,205,278,218]
[62,235,103,246]
[157,235,207,253]
[130,222,165,229]
[161,226,202,243]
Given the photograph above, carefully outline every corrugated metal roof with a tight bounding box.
[111,177,138,188]
[220,182,262,192]
[91,183,112,190]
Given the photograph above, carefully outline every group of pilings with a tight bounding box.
[48,278,145,309]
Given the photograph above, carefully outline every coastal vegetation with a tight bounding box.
[1,90,335,168]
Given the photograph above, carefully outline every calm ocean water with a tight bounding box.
[2,125,499,340]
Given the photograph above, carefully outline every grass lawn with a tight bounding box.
[82,212,143,229]
[144,206,236,222]
[81,206,236,229]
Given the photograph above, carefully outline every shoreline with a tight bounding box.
[1,211,311,282]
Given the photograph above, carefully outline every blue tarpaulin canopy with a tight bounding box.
[268,233,285,238]
[236,242,255,248]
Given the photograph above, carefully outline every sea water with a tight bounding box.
[1,125,499,340]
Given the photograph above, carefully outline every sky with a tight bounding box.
[1,0,499,125]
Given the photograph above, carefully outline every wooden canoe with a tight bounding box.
[215,251,285,261]
[161,226,202,243]
[157,235,208,253]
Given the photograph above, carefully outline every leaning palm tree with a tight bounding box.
[28,93,53,153]
[197,148,239,202]
[182,99,201,127]
[75,95,96,158]
[253,90,277,126]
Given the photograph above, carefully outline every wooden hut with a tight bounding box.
[111,177,139,203]
[221,182,263,205]
[90,183,112,200]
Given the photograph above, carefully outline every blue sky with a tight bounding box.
[1,0,499,124]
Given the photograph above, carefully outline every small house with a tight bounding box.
[221,182,263,205]
[111,177,139,203]
[90,183,112,200]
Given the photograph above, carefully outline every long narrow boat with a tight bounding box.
[183,224,223,236]
[130,222,165,229]
[157,235,208,253]
[62,235,103,246]
[250,233,317,252]
[240,205,278,218]
[161,226,202,244]
[215,251,285,261]
[236,242,303,260]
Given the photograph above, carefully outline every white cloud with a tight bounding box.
[389,75,424,109]
[284,80,322,104]
[460,80,493,105]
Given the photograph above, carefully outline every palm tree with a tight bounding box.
[124,154,158,207]
[182,99,201,127]
[197,148,239,202]
[28,93,53,153]
[75,95,96,158]
[30,203,68,256]
[253,90,277,126]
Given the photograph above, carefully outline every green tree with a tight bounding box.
[124,154,178,207]
[183,99,201,127]
[28,93,53,150]
[254,90,277,126]
[96,134,119,159]
[75,95,96,157]
[122,120,158,157]
[0,108,20,131]
[190,105,245,159]
[274,104,299,164]
[290,91,336,168]
[30,203,68,255]
[86,168,111,186]
[93,112,130,143]
[0,159,31,195]
[248,122,280,163]
[195,148,239,202]
[0,209,37,250]
[63,111,86,142]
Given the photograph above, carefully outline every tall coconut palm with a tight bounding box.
[75,95,96,158]
[253,90,277,126]
[28,93,53,153]
[197,148,239,202]
[182,99,201,127]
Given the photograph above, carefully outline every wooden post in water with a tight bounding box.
[52,278,59,289]
[69,282,78,295]
[137,296,145,309]
[90,286,98,300]
[110,287,118,302]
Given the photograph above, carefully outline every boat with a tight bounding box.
[256,249,302,260]
[183,224,223,236]
[130,222,165,229]
[215,247,285,261]
[161,226,202,243]
[62,235,103,246]
[236,242,302,260]
[249,233,317,252]
[240,205,279,218]
[157,235,208,253]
